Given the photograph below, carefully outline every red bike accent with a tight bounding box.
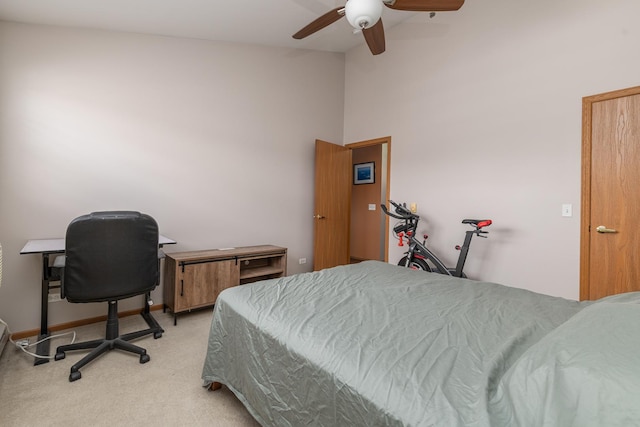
[477,220,492,229]
[397,232,404,247]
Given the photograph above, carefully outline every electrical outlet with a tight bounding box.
[299,258,307,265]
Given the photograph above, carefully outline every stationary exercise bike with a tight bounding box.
[381,200,492,278]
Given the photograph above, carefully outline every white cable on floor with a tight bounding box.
[0,317,76,359]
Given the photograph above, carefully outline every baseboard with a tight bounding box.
[9,304,165,341]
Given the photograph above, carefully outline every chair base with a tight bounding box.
[55,300,163,382]
[56,337,150,382]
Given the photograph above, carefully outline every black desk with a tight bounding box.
[20,235,176,365]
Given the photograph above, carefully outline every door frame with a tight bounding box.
[580,85,640,300]
[346,136,392,262]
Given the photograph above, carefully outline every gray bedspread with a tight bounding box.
[201,261,639,426]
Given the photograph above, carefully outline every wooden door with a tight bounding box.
[313,139,351,270]
[580,86,640,300]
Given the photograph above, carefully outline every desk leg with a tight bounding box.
[140,255,165,337]
[140,293,164,339]
[34,334,51,366]
[35,254,52,366]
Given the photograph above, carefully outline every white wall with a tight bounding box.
[344,0,640,299]
[0,22,345,332]
[3,0,638,332]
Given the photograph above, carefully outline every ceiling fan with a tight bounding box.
[292,0,465,55]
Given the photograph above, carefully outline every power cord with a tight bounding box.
[0,317,76,359]
[0,244,75,359]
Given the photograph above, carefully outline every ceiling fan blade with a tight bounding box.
[362,19,385,55]
[384,0,465,12]
[292,7,345,39]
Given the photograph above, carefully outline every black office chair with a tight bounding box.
[54,211,164,382]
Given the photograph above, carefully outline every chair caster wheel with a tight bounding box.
[154,332,162,339]
[69,371,81,382]
[140,354,150,364]
[55,352,66,361]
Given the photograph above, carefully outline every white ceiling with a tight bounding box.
[0,0,418,53]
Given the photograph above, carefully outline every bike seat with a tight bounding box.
[462,219,492,228]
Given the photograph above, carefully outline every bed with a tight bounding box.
[201,260,640,426]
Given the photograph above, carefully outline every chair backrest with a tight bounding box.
[63,211,159,303]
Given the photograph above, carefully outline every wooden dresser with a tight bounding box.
[163,245,287,324]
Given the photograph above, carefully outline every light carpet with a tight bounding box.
[0,308,260,427]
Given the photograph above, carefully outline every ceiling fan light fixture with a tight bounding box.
[345,0,383,30]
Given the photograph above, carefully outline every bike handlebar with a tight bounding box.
[380,200,416,220]
[382,201,492,232]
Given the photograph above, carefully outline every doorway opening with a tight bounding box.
[346,137,391,264]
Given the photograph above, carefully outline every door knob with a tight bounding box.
[313,215,326,220]
[596,225,617,233]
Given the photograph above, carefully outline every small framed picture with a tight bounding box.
[353,162,375,185]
